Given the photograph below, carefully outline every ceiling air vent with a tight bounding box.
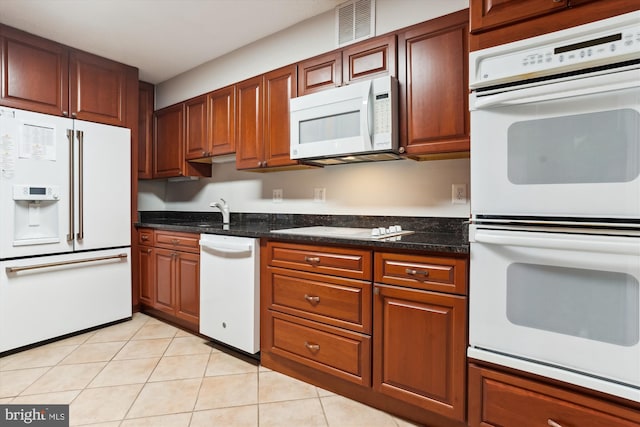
[336,0,375,47]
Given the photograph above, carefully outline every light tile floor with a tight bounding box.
[0,313,421,426]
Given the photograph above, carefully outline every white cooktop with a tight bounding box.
[270,226,414,240]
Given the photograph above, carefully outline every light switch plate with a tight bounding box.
[273,189,283,203]
[313,187,326,203]
[452,184,467,204]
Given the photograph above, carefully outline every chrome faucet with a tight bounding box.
[210,198,230,224]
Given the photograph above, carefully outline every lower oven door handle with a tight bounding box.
[472,68,639,109]
[474,230,640,256]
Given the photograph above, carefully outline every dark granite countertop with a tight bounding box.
[136,211,469,255]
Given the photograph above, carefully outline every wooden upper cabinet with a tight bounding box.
[70,49,127,126]
[138,81,154,179]
[184,95,208,160]
[0,24,136,127]
[342,34,396,85]
[207,85,236,156]
[236,65,301,171]
[154,104,184,178]
[298,51,342,96]
[263,65,297,168]
[469,0,639,50]
[398,9,469,158]
[470,0,567,33]
[235,75,264,170]
[298,34,396,96]
[0,25,69,116]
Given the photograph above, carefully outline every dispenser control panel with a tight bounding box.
[13,185,60,201]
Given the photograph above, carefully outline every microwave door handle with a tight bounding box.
[363,80,373,149]
[474,230,640,256]
[472,69,640,109]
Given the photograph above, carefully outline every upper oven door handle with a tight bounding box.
[473,229,640,256]
[471,68,640,110]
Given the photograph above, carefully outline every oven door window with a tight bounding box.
[508,108,640,185]
[506,262,639,346]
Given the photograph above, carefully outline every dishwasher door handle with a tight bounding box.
[199,240,253,255]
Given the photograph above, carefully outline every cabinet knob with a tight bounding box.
[171,239,180,245]
[547,420,563,427]
[202,151,206,156]
[304,256,320,265]
[62,111,69,117]
[304,342,320,352]
[147,248,152,254]
[262,161,267,167]
[405,268,429,279]
[141,235,149,241]
[304,294,320,305]
[71,112,77,118]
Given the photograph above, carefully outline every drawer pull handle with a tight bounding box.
[304,256,321,264]
[171,239,180,245]
[304,342,320,352]
[405,268,429,278]
[304,294,320,304]
[547,420,563,427]
[141,235,149,241]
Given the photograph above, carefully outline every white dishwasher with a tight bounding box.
[199,234,260,354]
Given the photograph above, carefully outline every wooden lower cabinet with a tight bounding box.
[468,363,640,427]
[374,284,467,422]
[136,228,200,331]
[261,240,469,427]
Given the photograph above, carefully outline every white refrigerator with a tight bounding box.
[0,107,132,353]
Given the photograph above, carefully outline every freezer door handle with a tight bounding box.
[199,240,252,255]
[76,130,84,241]
[5,253,128,273]
[66,129,75,242]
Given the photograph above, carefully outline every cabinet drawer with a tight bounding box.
[374,252,467,295]
[269,267,371,334]
[154,230,200,253]
[268,311,371,386]
[137,228,154,246]
[468,364,640,427]
[268,242,371,280]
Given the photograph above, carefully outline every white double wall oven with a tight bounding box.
[468,11,640,403]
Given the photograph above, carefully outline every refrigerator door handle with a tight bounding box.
[66,129,75,242]
[76,130,84,241]
[5,253,128,274]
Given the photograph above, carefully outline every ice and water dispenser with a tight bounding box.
[12,184,60,246]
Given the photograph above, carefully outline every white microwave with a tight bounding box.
[290,75,399,166]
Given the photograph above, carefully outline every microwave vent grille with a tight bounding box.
[336,0,375,47]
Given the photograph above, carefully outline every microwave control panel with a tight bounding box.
[373,93,391,135]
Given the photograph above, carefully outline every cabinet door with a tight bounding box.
[263,65,297,168]
[184,95,208,160]
[0,25,69,116]
[175,251,199,327]
[470,0,567,33]
[137,245,155,306]
[235,75,264,170]
[208,85,236,156]
[153,103,184,178]
[298,51,342,96]
[153,248,176,315]
[373,284,467,422]
[138,81,154,179]
[398,10,469,157]
[69,49,127,127]
[342,34,396,85]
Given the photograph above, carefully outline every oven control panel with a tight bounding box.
[470,10,640,89]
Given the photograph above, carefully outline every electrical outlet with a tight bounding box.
[452,184,467,204]
[313,187,326,203]
[272,189,283,203]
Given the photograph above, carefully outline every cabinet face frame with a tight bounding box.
[138,81,154,179]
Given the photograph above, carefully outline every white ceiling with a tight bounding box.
[0,0,344,84]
